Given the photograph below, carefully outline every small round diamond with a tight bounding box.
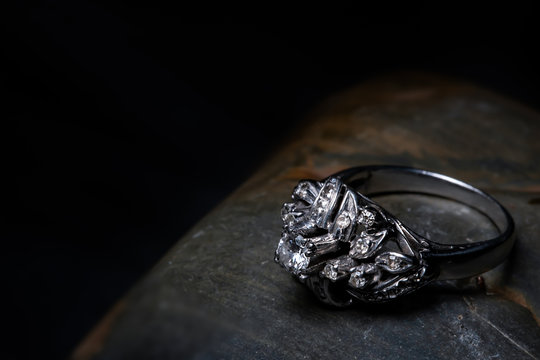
[388,255,399,270]
[320,184,335,199]
[358,209,375,227]
[293,182,310,199]
[323,264,339,281]
[349,271,367,288]
[350,238,370,258]
[336,212,351,229]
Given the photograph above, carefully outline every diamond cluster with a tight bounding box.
[275,176,427,302]
[275,178,379,278]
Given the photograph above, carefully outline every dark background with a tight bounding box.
[2,3,540,359]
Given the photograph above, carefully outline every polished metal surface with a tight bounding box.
[275,166,515,306]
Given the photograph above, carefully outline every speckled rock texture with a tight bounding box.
[73,73,540,360]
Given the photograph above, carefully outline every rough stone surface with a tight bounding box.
[73,73,540,360]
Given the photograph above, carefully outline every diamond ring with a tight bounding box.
[275,165,515,306]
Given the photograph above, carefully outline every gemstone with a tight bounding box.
[336,212,351,229]
[295,235,307,247]
[319,198,329,207]
[320,184,335,198]
[358,209,375,227]
[349,238,371,258]
[310,179,342,227]
[349,270,367,288]
[323,263,339,281]
[283,213,295,226]
[388,255,399,270]
[359,241,370,254]
[293,182,310,200]
[275,237,309,274]
[375,252,413,273]
[290,252,309,271]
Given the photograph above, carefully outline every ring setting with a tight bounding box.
[274,166,515,306]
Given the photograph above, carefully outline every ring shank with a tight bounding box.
[334,166,515,280]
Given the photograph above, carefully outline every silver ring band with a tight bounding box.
[274,165,515,306]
